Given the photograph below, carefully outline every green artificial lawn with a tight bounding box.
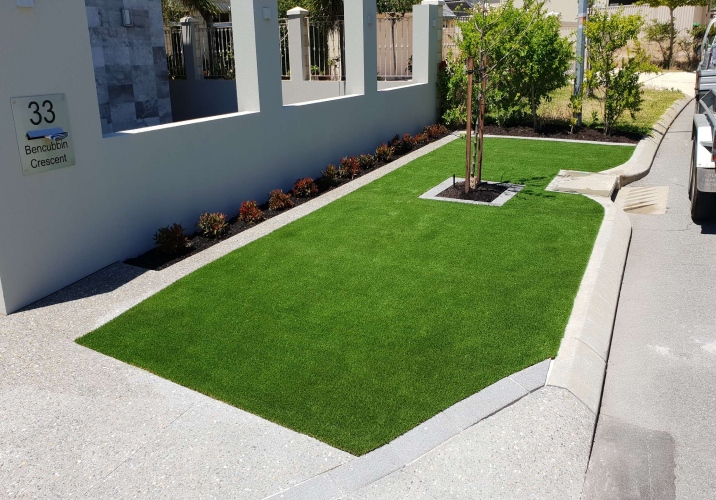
[77,138,634,455]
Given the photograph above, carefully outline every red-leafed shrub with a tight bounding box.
[414,132,430,145]
[293,177,318,197]
[340,156,361,178]
[358,154,375,170]
[403,133,417,149]
[322,164,339,185]
[239,200,264,223]
[374,143,393,163]
[390,134,413,155]
[153,223,189,256]
[425,123,448,138]
[197,212,229,238]
[268,189,294,211]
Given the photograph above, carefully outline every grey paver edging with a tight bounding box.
[264,359,552,500]
[602,95,693,187]
[419,177,524,206]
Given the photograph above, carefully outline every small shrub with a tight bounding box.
[358,154,375,169]
[239,200,264,223]
[375,143,393,163]
[268,189,294,211]
[322,164,339,184]
[153,223,189,256]
[293,177,318,197]
[390,134,413,155]
[340,156,361,178]
[425,124,448,138]
[414,132,430,145]
[403,133,417,149]
[197,212,229,238]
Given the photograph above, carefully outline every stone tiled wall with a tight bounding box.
[85,0,172,134]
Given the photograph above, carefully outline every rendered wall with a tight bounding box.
[170,79,414,122]
[0,0,441,314]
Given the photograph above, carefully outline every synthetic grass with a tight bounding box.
[77,138,634,455]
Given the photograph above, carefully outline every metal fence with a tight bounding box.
[279,19,291,79]
[307,16,345,80]
[164,25,186,79]
[197,23,235,79]
[377,14,413,80]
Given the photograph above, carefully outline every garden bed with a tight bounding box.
[125,128,451,271]
[481,123,641,144]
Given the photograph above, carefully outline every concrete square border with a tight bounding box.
[419,177,524,207]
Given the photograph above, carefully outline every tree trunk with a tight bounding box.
[531,85,538,130]
[668,7,675,69]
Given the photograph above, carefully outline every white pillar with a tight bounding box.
[287,7,310,81]
[344,0,377,96]
[230,0,283,113]
[180,17,202,81]
[414,0,443,85]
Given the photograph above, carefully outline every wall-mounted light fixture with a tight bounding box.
[122,8,133,27]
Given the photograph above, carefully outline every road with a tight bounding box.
[583,103,716,498]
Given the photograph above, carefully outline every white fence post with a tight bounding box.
[413,0,443,84]
[287,7,310,81]
[180,16,202,81]
[230,0,283,113]
[344,0,378,96]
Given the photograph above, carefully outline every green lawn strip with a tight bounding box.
[537,86,684,135]
[77,138,634,455]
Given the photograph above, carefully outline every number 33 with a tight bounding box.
[28,100,55,126]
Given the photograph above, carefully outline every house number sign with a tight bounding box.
[11,93,75,175]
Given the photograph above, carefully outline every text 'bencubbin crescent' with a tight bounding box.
[24,140,69,155]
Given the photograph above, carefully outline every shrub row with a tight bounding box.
[152,124,449,257]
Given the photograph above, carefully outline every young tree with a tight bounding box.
[519,8,573,129]
[455,0,571,128]
[585,9,652,134]
[637,0,709,68]
[644,20,672,68]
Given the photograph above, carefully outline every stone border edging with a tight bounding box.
[264,360,551,500]
[545,199,631,416]
[419,177,524,207]
[602,95,694,186]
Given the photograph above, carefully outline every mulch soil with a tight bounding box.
[125,123,640,271]
[437,181,508,203]
[483,123,641,144]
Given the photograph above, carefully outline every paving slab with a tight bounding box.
[346,387,595,500]
[639,71,696,97]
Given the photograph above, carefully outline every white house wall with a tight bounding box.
[0,0,442,314]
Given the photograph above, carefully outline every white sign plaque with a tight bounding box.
[11,93,75,175]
